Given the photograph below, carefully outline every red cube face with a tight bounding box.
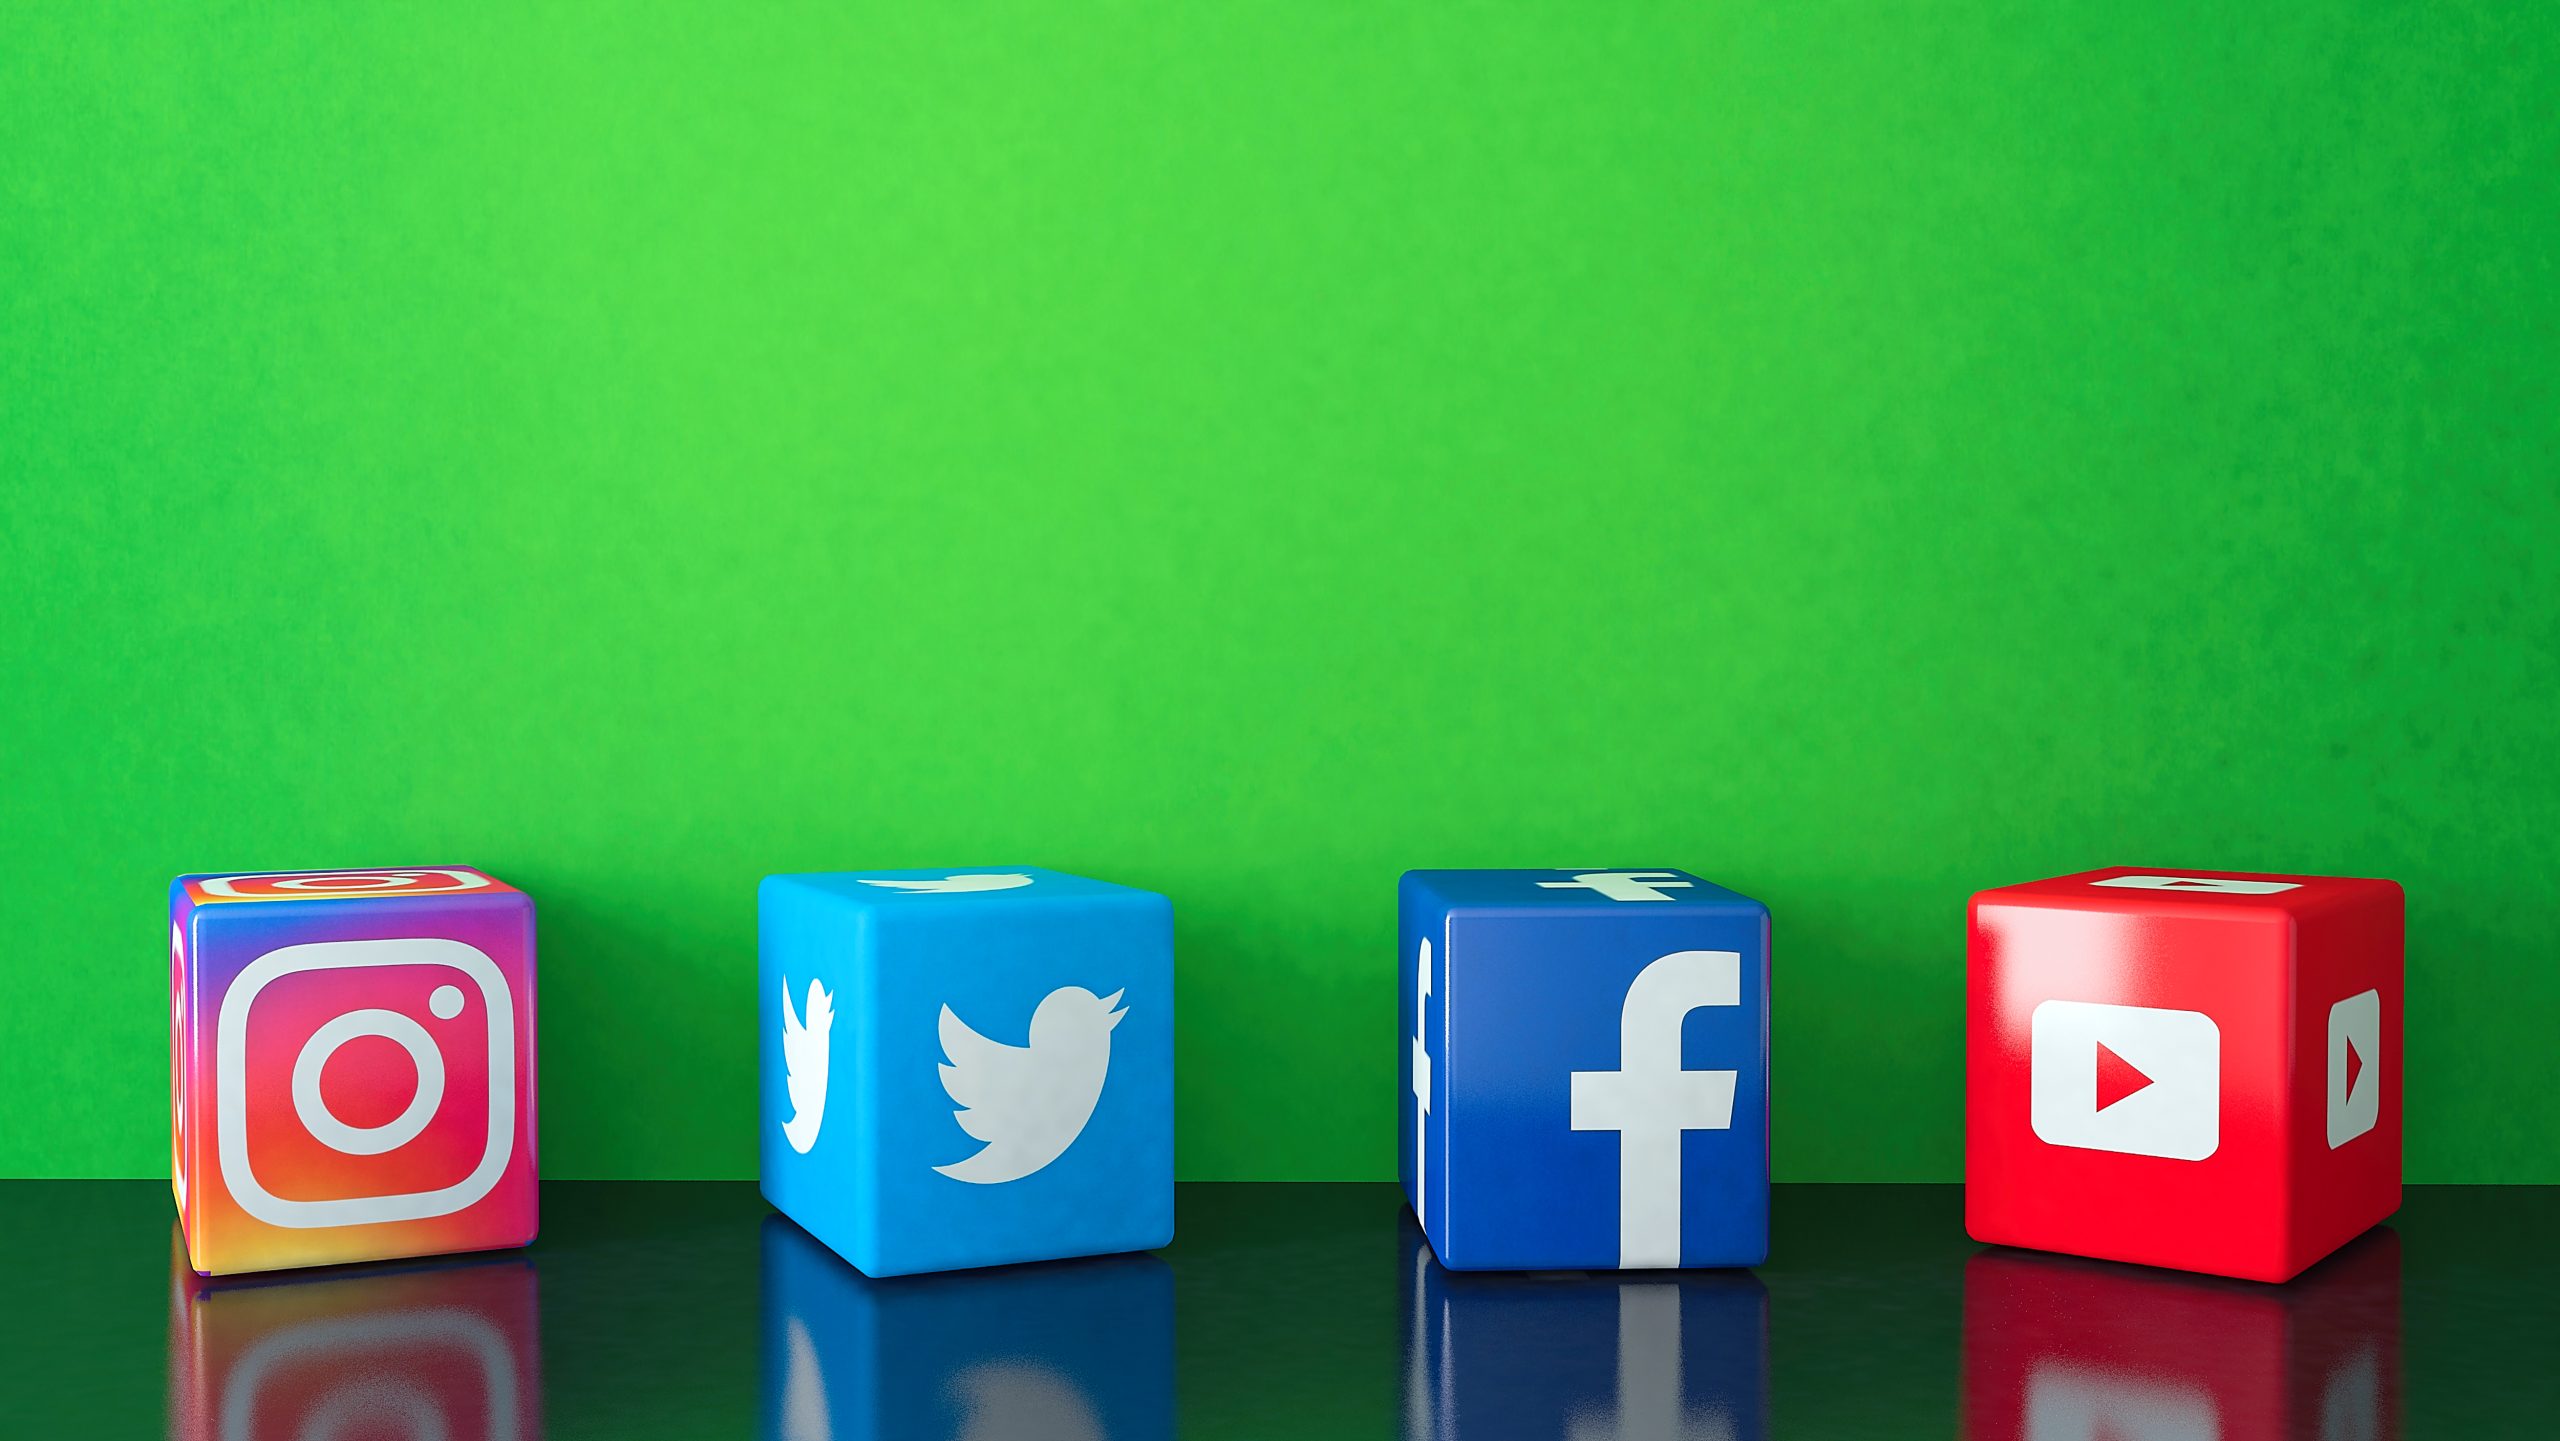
[1962,1233,2401,1439]
[1966,867,2402,1281]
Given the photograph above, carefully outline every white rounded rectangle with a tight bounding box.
[2030,1000,2221,1162]
[215,938,517,1229]
[2090,875,2300,895]
[2327,989,2382,1149]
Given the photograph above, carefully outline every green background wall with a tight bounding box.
[4,3,2552,1183]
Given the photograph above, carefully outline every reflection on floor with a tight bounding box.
[1,1183,2550,1438]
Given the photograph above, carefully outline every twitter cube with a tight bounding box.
[1401,870,1770,1271]
[760,868,1174,1276]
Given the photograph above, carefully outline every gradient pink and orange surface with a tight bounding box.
[171,868,538,1275]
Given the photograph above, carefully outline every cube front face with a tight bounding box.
[760,868,1174,1277]
[1401,870,1771,1272]
[759,1216,1173,1441]
[172,868,540,1276]
[1965,867,2402,1281]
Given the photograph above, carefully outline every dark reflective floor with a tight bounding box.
[6,1183,2550,1437]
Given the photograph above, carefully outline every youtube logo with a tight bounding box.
[2327,989,2381,1148]
[2030,1001,2220,1162]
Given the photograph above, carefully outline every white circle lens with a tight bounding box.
[276,873,413,892]
[428,985,465,1020]
[292,1009,446,1157]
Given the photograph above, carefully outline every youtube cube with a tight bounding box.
[171,867,539,1276]
[1966,867,2402,1281]
[760,1215,1173,1441]
[1400,869,1770,1271]
[759,868,1173,1276]
[1402,1223,1769,1439]
[1962,1235,2400,1438]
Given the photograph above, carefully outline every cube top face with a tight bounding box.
[171,868,539,1276]
[761,868,1174,1277]
[179,867,520,907]
[1404,867,1761,914]
[1977,865,2401,921]
[1402,869,1771,1272]
[1961,1236,2401,1440]
[759,1216,1173,1441]
[1966,866,2402,1281]
[761,866,1144,911]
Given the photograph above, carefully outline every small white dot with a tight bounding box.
[429,985,465,1020]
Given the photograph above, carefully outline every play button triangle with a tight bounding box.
[2094,1041,2154,1112]
[2345,1035,2365,1100]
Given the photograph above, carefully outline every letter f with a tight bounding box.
[1570,950,1741,1268]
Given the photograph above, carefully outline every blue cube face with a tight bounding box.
[1401,1223,1768,1440]
[1400,870,1771,1271]
[761,1216,1174,1441]
[760,868,1174,1276]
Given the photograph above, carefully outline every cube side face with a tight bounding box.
[170,886,202,1263]
[1398,874,1453,1251]
[1424,869,1770,1271]
[760,876,881,1273]
[176,874,538,1275]
[858,879,1175,1275]
[1966,883,2293,1280]
[2285,881,2404,1275]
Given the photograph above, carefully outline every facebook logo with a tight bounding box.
[1401,870,1770,1272]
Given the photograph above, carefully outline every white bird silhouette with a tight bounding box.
[780,977,835,1155]
[857,874,1033,895]
[934,986,1125,1184]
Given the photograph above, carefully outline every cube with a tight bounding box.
[1962,1234,2400,1437]
[1966,867,2403,1281]
[1402,1222,1769,1439]
[1400,869,1771,1271]
[760,1215,1172,1440]
[759,867,1173,1276]
[169,1237,543,1441]
[170,867,539,1275]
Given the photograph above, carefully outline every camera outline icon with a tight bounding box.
[215,937,518,1229]
[199,869,494,902]
[220,1304,524,1441]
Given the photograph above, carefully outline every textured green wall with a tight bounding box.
[4,3,2551,1181]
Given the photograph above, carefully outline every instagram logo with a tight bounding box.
[174,865,536,1275]
[218,938,517,1228]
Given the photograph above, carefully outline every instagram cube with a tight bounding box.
[1967,867,2402,1281]
[171,867,538,1276]
[170,1236,543,1441]
[1962,1235,2400,1439]
[1400,869,1770,1271]
[760,868,1173,1276]
[760,1216,1173,1441]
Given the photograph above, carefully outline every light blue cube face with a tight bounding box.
[760,868,1174,1276]
[761,1216,1174,1441]
[1400,870,1771,1271]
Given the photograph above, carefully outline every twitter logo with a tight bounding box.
[935,987,1126,1184]
[780,977,834,1155]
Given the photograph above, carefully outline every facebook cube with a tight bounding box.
[760,868,1174,1276]
[1400,870,1771,1271]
